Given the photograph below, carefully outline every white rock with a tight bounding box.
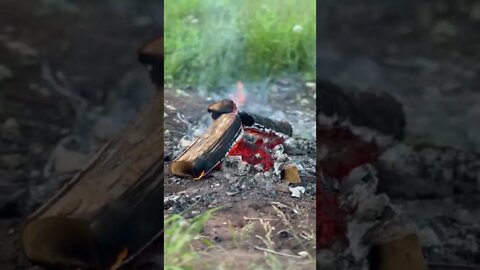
[289,186,305,198]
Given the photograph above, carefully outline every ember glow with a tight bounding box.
[228,128,284,172]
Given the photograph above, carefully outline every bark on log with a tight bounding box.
[21,51,164,270]
[170,113,242,179]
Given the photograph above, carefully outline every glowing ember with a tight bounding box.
[230,81,246,108]
[227,129,284,172]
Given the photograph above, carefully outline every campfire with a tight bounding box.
[170,98,305,186]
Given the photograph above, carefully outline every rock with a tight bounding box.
[52,146,89,173]
[0,64,13,82]
[289,186,305,198]
[418,227,440,247]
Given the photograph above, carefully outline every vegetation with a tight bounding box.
[164,209,217,270]
[164,0,316,89]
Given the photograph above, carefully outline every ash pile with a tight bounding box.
[316,80,480,269]
[165,81,316,212]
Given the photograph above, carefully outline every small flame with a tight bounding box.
[230,81,246,107]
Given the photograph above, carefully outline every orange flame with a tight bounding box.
[230,81,246,107]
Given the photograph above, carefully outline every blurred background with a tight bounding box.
[0,0,160,268]
[164,0,315,91]
[319,0,480,266]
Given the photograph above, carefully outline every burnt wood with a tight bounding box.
[21,37,165,270]
[170,113,242,179]
[207,99,237,119]
[317,80,405,140]
[238,111,293,137]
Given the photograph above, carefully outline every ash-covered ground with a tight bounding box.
[164,80,316,269]
[320,0,480,266]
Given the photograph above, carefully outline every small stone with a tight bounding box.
[298,251,309,258]
[289,186,305,198]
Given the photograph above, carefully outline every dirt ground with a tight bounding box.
[163,85,317,269]
[0,1,159,269]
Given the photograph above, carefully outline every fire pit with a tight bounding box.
[170,99,300,185]
[163,80,317,269]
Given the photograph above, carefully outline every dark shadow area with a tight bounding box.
[0,1,160,269]
[318,0,480,269]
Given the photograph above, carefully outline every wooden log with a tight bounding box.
[317,80,405,140]
[20,37,165,270]
[170,113,243,179]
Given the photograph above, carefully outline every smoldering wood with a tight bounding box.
[238,111,293,137]
[207,99,236,120]
[317,80,405,140]
[20,92,164,270]
[170,113,243,179]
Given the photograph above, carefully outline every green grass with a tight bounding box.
[164,209,217,270]
[165,0,316,89]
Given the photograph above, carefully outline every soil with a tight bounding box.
[0,1,159,269]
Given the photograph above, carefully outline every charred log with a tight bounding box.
[170,113,243,179]
[317,80,405,141]
[238,111,293,137]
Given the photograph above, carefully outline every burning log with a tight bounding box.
[208,99,293,137]
[238,111,293,138]
[21,37,164,270]
[170,113,243,179]
[171,99,293,179]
